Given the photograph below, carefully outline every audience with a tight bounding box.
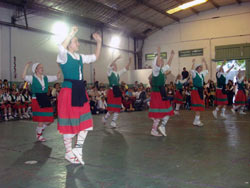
[0,71,249,121]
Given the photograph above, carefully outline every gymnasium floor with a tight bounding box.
[0,109,249,188]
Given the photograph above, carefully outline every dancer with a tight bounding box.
[174,74,189,115]
[212,61,234,119]
[102,55,132,128]
[190,58,209,127]
[231,70,247,115]
[22,61,60,141]
[57,26,102,164]
[148,47,175,137]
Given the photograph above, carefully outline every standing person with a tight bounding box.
[102,55,132,128]
[231,70,247,115]
[174,74,189,115]
[182,67,189,80]
[226,80,235,106]
[212,62,234,119]
[190,58,209,127]
[57,26,102,165]
[148,47,175,137]
[22,61,60,141]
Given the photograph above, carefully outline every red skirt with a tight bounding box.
[32,99,54,122]
[148,92,174,119]
[234,90,247,106]
[13,103,26,109]
[191,90,205,111]
[57,88,93,134]
[107,89,122,113]
[215,89,228,105]
[174,90,183,104]
[24,102,32,108]
[1,104,11,109]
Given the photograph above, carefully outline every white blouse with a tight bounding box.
[57,44,97,80]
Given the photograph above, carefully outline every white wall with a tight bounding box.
[0,26,11,80]
[0,5,135,84]
[143,2,250,83]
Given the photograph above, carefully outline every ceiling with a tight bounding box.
[0,0,249,39]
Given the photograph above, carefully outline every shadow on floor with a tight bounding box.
[0,142,52,187]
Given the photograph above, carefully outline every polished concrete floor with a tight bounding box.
[0,109,249,188]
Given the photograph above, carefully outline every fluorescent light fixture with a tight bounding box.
[167,0,208,14]
[110,36,120,48]
[51,21,69,44]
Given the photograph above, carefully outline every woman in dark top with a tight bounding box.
[226,80,235,106]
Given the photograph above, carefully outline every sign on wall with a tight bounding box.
[145,52,167,61]
[179,49,203,57]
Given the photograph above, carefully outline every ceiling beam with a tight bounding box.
[136,0,180,22]
[85,0,162,29]
[209,0,220,9]
[0,0,145,39]
[175,0,199,15]
[106,2,140,24]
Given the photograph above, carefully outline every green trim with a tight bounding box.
[149,107,173,113]
[107,104,121,108]
[174,98,183,102]
[191,104,205,108]
[58,112,92,126]
[33,112,53,117]
[234,101,247,104]
[215,98,227,102]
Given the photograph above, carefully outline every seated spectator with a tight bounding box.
[51,83,61,98]
[125,88,133,97]
[3,79,10,89]
[144,87,151,108]
[122,95,135,112]
[134,86,146,111]
[11,83,19,92]
[121,81,128,90]
[208,80,216,107]
[167,83,174,104]
[89,96,98,114]
[94,81,99,90]
[88,86,100,99]
[98,86,107,98]
[184,86,191,110]
[97,96,107,114]
[134,81,139,89]
[204,85,210,107]
[0,79,3,89]
[21,89,32,118]
[2,89,13,120]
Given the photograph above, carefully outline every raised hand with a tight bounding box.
[126,57,133,70]
[93,33,102,43]
[26,61,32,66]
[128,57,133,65]
[57,71,61,80]
[157,47,161,54]
[223,60,227,65]
[117,55,122,60]
[171,50,175,56]
[70,26,78,36]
